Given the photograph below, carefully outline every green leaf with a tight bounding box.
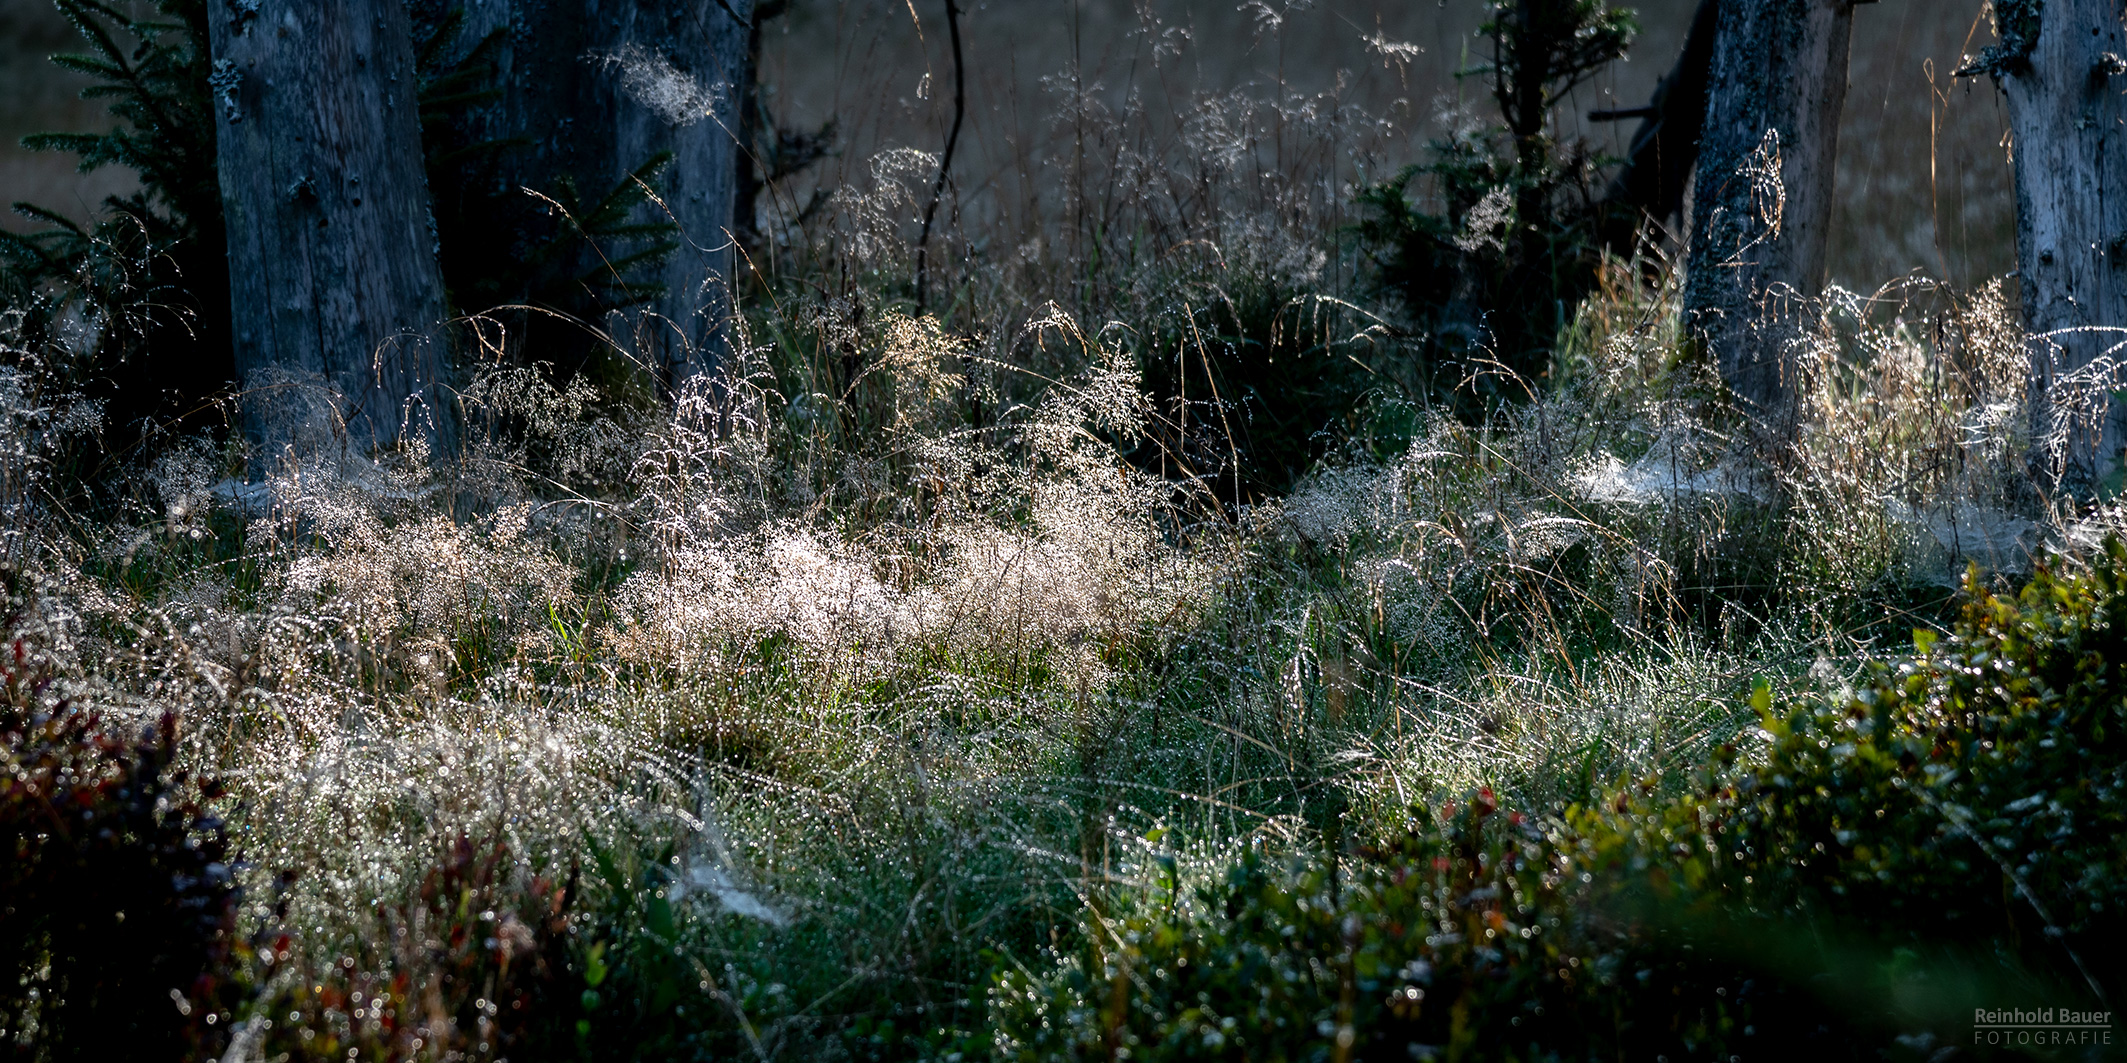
[646,893,677,941]
[586,832,629,898]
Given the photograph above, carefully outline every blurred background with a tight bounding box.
[1,0,2013,289]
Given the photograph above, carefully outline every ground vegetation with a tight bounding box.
[1,3,2119,1061]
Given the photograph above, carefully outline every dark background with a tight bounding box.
[1,0,2013,289]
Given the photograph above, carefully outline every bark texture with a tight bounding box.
[209,0,452,456]
[462,0,753,393]
[1684,0,1858,434]
[1978,0,2127,491]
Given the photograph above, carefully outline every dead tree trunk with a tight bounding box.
[1684,0,1862,439]
[465,0,753,395]
[622,1,752,389]
[209,0,453,459]
[1967,0,2127,494]
[735,1,789,256]
[1595,0,1720,246]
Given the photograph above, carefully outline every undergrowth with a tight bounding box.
[996,546,2127,1060]
[7,241,2102,1059]
[3,3,2118,1061]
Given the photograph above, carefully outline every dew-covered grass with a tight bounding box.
[1,8,2109,1056]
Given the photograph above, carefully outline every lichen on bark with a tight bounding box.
[1960,0,2044,77]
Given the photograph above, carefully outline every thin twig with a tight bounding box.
[914,0,966,312]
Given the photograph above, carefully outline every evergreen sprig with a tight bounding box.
[1353,0,1636,405]
[23,0,219,228]
[0,0,226,443]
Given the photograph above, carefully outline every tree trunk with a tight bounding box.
[1684,0,1859,438]
[209,0,453,459]
[1597,0,1720,245]
[464,0,753,395]
[1974,0,2127,494]
[734,1,786,256]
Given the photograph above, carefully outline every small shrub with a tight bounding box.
[232,835,585,1063]
[1573,543,2127,1035]
[998,542,2127,1060]
[1,570,240,1061]
[993,795,1838,1062]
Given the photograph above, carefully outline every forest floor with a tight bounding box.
[4,4,2121,1056]
[9,241,2123,1059]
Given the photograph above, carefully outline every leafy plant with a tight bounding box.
[1,567,241,1062]
[1574,546,2127,1029]
[234,835,586,1063]
[999,542,2127,1059]
[993,797,1837,1062]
